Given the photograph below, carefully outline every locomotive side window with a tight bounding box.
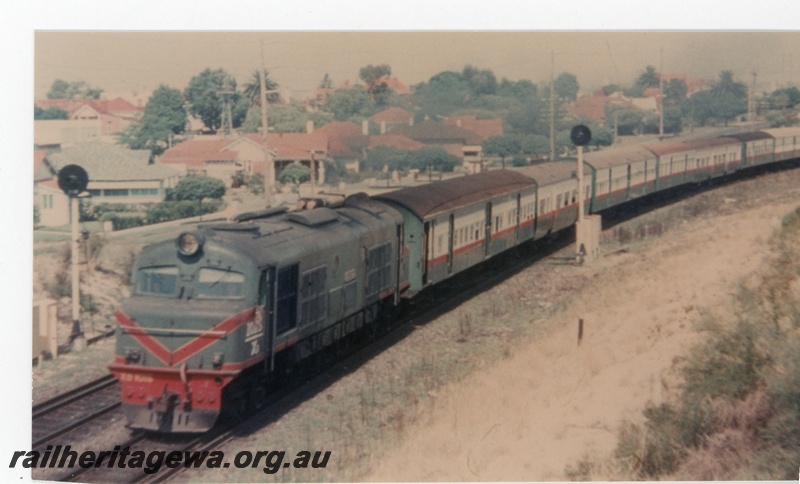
[195,268,245,299]
[136,266,179,296]
[276,265,299,334]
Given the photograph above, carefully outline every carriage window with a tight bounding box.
[196,268,245,299]
[136,266,179,296]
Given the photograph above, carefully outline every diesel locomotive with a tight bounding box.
[109,127,800,432]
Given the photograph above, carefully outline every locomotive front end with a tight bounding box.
[109,231,264,433]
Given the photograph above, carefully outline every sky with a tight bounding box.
[34,31,800,102]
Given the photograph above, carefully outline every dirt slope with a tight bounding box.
[365,195,799,481]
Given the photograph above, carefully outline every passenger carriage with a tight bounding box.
[374,171,536,293]
[761,127,800,163]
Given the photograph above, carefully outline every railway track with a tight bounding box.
[32,375,121,449]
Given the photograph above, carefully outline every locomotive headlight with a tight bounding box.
[176,232,204,256]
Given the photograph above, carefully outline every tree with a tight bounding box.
[414,71,472,117]
[483,135,522,166]
[171,175,226,215]
[521,134,550,157]
[172,176,226,201]
[636,65,660,89]
[359,64,391,93]
[688,90,716,126]
[590,126,615,147]
[46,79,103,100]
[319,73,333,89]
[692,71,748,126]
[184,68,238,131]
[364,146,410,172]
[117,85,187,155]
[663,79,688,107]
[769,86,800,109]
[605,105,647,135]
[462,65,498,96]
[554,72,579,101]
[278,163,310,187]
[324,87,375,121]
[408,146,460,173]
[47,79,71,99]
[242,69,280,107]
[34,105,69,120]
[711,70,748,100]
[601,84,622,96]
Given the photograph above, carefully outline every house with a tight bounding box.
[44,141,180,205]
[371,108,414,134]
[160,136,266,187]
[444,115,504,143]
[566,92,654,124]
[35,97,143,136]
[34,119,103,149]
[265,133,329,185]
[160,133,329,188]
[389,119,486,165]
[34,150,69,227]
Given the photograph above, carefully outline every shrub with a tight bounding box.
[101,213,146,231]
[144,199,223,224]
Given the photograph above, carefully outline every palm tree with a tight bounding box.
[636,65,660,89]
[242,69,280,107]
[711,70,748,100]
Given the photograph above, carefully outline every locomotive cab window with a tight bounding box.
[195,268,245,299]
[136,266,179,296]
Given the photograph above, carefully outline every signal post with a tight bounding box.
[571,125,601,263]
[58,164,90,351]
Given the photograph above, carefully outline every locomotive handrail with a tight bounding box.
[120,326,228,337]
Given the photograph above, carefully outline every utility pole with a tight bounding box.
[659,47,664,138]
[260,40,272,207]
[748,70,758,127]
[549,51,556,161]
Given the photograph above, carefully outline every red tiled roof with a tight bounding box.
[390,120,483,146]
[371,107,413,124]
[444,115,504,142]
[160,138,241,167]
[39,179,61,190]
[35,97,142,117]
[265,133,327,160]
[565,94,635,123]
[34,150,51,181]
[368,134,423,151]
[313,121,362,139]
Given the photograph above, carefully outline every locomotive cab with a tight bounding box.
[109,230,267,433]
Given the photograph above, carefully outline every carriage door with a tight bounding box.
[447,214,454,274]
[261,268,276,373]
[515,193,521,242]
[422,221,431,285]
[625,164,632,200]
[484,202,493,256]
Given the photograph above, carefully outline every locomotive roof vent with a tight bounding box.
[232,206,288,223]
[285,207,339,227]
